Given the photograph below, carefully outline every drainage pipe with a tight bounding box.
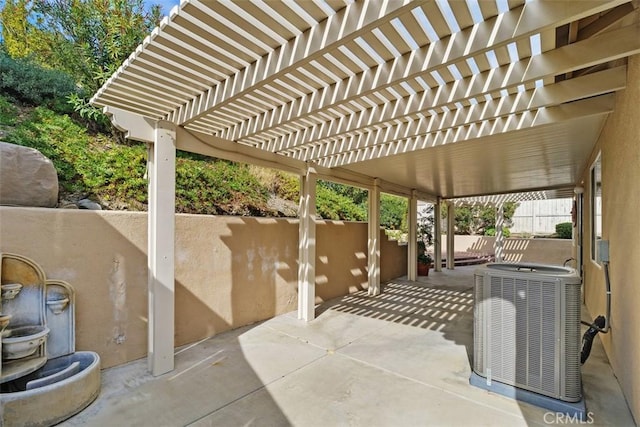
[581,261,611,334]
[580,260,612,364]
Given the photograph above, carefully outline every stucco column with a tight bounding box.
[298,167,317,321]
[407,192,418,281]
[447,202,455,270]
[368,180,381,296]
[434,199,442,272]
[494,204,504,262]
[148,120,176,376]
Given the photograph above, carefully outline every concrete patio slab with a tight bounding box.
[195,353,532,427]
[63,325,326,426]
[262,307,391,352]
[62,266,636,427]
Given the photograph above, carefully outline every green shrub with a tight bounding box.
[3,99,416,218]
[316,185,367,221]
[450,202,518,235]
[4,107,271,213]
[251,167,299,201]
[380,194,407,230]
[4,107,147,201]
[175,155,269,215]
[385,229,406,242]
[318,181,367,205]
[5,107,88,191]
[484,227,511,237]
[0,52,78,113]
[274,172,300,201]
[0,95,18,125]
[555,222,573,239]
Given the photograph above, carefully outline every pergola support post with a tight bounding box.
[495,204,505,262]
[447,202,455,270]
[368,180,381,296]
[298,168,317,321]
[434,199,442,272]
[407,192,418,281]
[148,120,176,376]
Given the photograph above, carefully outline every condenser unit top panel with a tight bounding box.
[480,263,581,284]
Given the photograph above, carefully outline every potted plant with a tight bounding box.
[417,240,433,276]
[417,205,434,276]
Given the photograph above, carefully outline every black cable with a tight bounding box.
[581,315,606,364]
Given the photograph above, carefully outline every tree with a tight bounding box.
[5,0,163,94]
[1,1,44,59]
[1,0,162,132]
[446,202,517,235]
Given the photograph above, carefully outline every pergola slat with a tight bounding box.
[224,1,624,147]
[258,24,639,156]
[177,0,422,126]
[320,94,615,168]
[294,67,626,162]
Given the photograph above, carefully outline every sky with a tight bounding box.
[147,0,181,17]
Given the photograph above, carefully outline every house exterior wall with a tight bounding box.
[581,54,640,422]
[0,207,406,368]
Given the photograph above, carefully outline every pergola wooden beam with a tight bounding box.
[578,2,637,41]
[320,93,615,168]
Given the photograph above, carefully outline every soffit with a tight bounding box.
[342,111,609,199]
[91,0,640,200]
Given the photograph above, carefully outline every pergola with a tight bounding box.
[90,0,640,376]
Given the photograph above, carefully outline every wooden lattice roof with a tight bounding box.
[91,0,640,201]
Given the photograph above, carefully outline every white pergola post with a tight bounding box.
[495,204,505,262]
[407,191,418,281]
[298,168,317,321]
[447,202,455,270]
[148,120,176,376]
[434,199,442,272]
[368,180,381,296]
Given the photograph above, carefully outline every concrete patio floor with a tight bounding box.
[62,266,635,426]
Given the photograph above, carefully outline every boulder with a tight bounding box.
[77,199,102,210]
[0,141,58,207]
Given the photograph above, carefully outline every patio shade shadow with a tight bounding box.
[317,278,475,364]
[57,214,298,425]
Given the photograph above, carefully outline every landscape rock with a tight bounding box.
[267,195,298,217]
[77,199,102,210]
[0,141,58,207]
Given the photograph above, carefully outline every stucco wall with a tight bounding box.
[0,207,406,368]
[448,235,573,265]
[581,54,640,422]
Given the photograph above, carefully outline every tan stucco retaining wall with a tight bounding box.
[449,235,573,265]
[0,207,406,368]
[581,54,640,421]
